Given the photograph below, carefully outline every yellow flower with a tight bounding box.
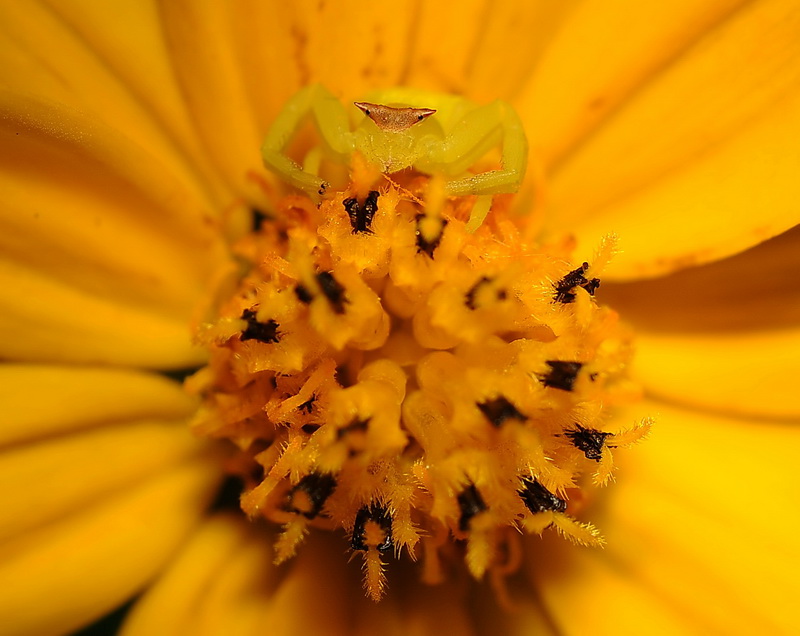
[1,1,799,635]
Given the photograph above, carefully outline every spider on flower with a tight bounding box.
[261,84,528,230]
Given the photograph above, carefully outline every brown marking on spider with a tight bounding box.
[354,101,436,132]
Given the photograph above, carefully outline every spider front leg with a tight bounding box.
[262,84,356,196]
[426,100,528,197]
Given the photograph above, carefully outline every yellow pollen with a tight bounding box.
[188,164,650,601]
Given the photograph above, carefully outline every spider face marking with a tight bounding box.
[354,101,436,132]
[261,85,528,219]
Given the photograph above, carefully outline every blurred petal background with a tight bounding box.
[0,0,798,634]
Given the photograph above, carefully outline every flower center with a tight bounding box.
[188,166,649,601]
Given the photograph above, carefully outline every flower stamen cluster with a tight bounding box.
[189,168,649,601]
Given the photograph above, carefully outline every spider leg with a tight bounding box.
[426,100,528,197]
[262,84,355,196]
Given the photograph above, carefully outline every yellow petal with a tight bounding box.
[0,144,210,321]
[518,0,746,165]
[120,514,251,636]
[529,400,800,633]
[0,456,220,636]
[600,480,797,633]
[563,86,800,280]
[231,0,417,133]
[604,401,800,632]
[351,573,478,636]
[633,328,800,419]
[0,364,195,447]
[40,0,233,205]
[183,531,279,636]
[614,400,800,562]
[257,534,352,635]
[158,0,268,198]
[0,256,204,367]
[0,418,206,541]
[600,224,800,332]
[474,596,557,636]
[527,534,695,634]
[0,90,228,366]
[600,226,800,418]
[0,1,222,208]
[405,1,579,101]
[396,583,479,636]
[544,0,800,279]
[0,90,222,247]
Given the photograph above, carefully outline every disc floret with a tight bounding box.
[189,172,648,601]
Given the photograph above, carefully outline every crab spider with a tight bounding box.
[262,85,528,212]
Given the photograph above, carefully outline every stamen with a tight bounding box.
[518,477,567,514]
[477,396,527,427]
[553,262,601,304]
[343,190,380,234]
[564,424,612,462]
[315,271,348,314]
[457,484,488,531]
[415,212,447,257]
[240,309,280,344]
[285,472,337,519]
[352,503,394,552]
[251,207,270,232]
[294,284,313,304]
[190,167,646,601]
[540,360,583,391]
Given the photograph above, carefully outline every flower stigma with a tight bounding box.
[188,90,651,602]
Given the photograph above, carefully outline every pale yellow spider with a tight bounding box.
[262,85,528,224]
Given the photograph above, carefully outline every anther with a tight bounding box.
[336,417,370,440]
[316,271,348,314]
[464,276,506,310]
[251,207,269,232]
[477,396,527,427]
[298,394,316,414]
[457,484,488,531]
[539,361,583,391]
[294,284,313,304]
[563,424,612,461]
[415,213,447,257]
[239,309,280,344]
[285,472,338,519]
[351,504,393,552]
[518,477,567,514]
[553,262,600,304]
[343,190,380,233]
